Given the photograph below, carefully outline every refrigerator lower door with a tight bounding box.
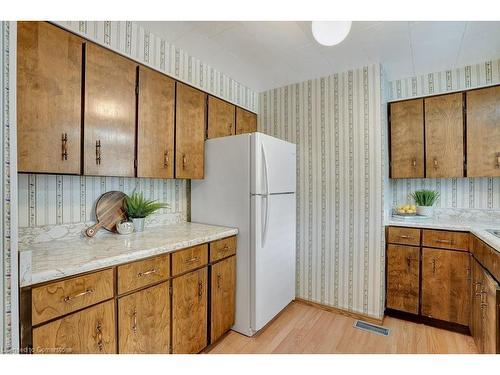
[251,193,296,333]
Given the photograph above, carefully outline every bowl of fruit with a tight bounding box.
[393,204,417,216]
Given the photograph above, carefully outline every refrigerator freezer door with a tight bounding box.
[251,193,296,332]
[251,133,296,195]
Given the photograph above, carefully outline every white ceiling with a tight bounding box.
[138,21,500,92]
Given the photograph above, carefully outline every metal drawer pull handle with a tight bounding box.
[96,140,102,165]
[61,133,68,161]
[496,152,500,168]
[399,235,412,239]
[198,281,203,297]
[132,308,137,334]
[63,288,95,303]
[186,257,200,264]
[474,282,482,295]
[137,268,156,277]
[433,158,438,168]
[164,150,169,168]
[182,154,187,169]
[436,239,452,244]
[432,259,436,274]
[412,159,416,167]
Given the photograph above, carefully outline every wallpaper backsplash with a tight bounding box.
[259,65,386,319]
[18,20,260,230]
[389,58,500,210]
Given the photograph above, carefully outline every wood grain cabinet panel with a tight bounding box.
[117,254,170,295]
[175,82,207,179]
[236,107,257,135]
[466,85,500,177]
[118,282,170,354]
[137,65,175,178]
[17,21,83,174]
[84,42,136,177]
[210,256,236,343]
[210,236,237,263]
[422,229,469,251]
[171,243,208,277]
[172,267,208,354]
[208,96,235,139]
[386,244,420,314]
[387,227,421,246]
[32,300,116,354]
[424,93,464,177]
[32,269,114,326]
[389,99,425,178]
[421,248,470,325]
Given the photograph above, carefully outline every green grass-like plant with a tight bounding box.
[124,191,169,218]
[410,189,440,207]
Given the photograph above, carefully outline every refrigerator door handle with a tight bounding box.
[262,195,269,247]
[262,143,269,196]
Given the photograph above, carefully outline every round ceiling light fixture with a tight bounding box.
[311,21,352,46]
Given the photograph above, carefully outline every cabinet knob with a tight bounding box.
[182,154,187,169]
[164,150,169,168]
[433,158,438,169]
[61,133,68,161]
[198,281,203,297]
[412,159,417,167]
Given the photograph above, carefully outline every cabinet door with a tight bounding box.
[471,258,484,352]
[210,256,236,343]
[137,66,175,178]
[118,282,170,354]
[467,85,500,177]
[235,107,257,135]
[421,248,470,325]
[172,267,208,353]
[389,99,425,178]
[32,300,115,354]
[84,42,136,177]
[481,270,499,354]
[208,96,235,139]
[175,82,206,179]
[425,93,464,177]
[386,244,420,314]
[17,21,82,174]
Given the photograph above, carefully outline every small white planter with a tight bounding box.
[416,206,434,217]
[131,217,145,232]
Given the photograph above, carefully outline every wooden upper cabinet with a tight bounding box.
[466,85,500,177]
[389,99,425,178]
[424,93,464,177]
[84,42,136,177]
[17,21,83,174]
[236,107,257,135]
[172,267,208,353]
[210,256,236,343]
[386,244,420,314]
[421,248,470,325]
[118,282,170,354]
[137,66,175,178]
[32,300,116,354]
[208,96,236,139]
[175,82,207,179]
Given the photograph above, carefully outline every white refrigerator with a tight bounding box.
[191,132,296,336]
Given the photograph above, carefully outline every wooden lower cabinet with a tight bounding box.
[421,248,470,325]
[172,267,208,354]
[471,256,499,354]
[32,300,116,354]
[118,282,170,354]
[210,256,236,343]
[386,244,420,314]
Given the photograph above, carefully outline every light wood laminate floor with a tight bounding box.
[207,301,477,354]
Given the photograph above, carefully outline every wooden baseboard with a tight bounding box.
[294,298,384,325]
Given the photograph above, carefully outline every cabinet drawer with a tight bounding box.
[117,254,170,295]
[387,227,421,246]
[172,244,208,276]
[32,269,114,326]
[422,230,469,251]
[210,236,237,262]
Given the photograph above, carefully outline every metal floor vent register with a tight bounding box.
[353,320,390,336]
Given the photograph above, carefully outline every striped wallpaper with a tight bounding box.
[258,65,386,319]
[389,58,500,209]
[17,21,259,229]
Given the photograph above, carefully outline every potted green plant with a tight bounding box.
[410,189,440,217]
[124,191,169,232]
